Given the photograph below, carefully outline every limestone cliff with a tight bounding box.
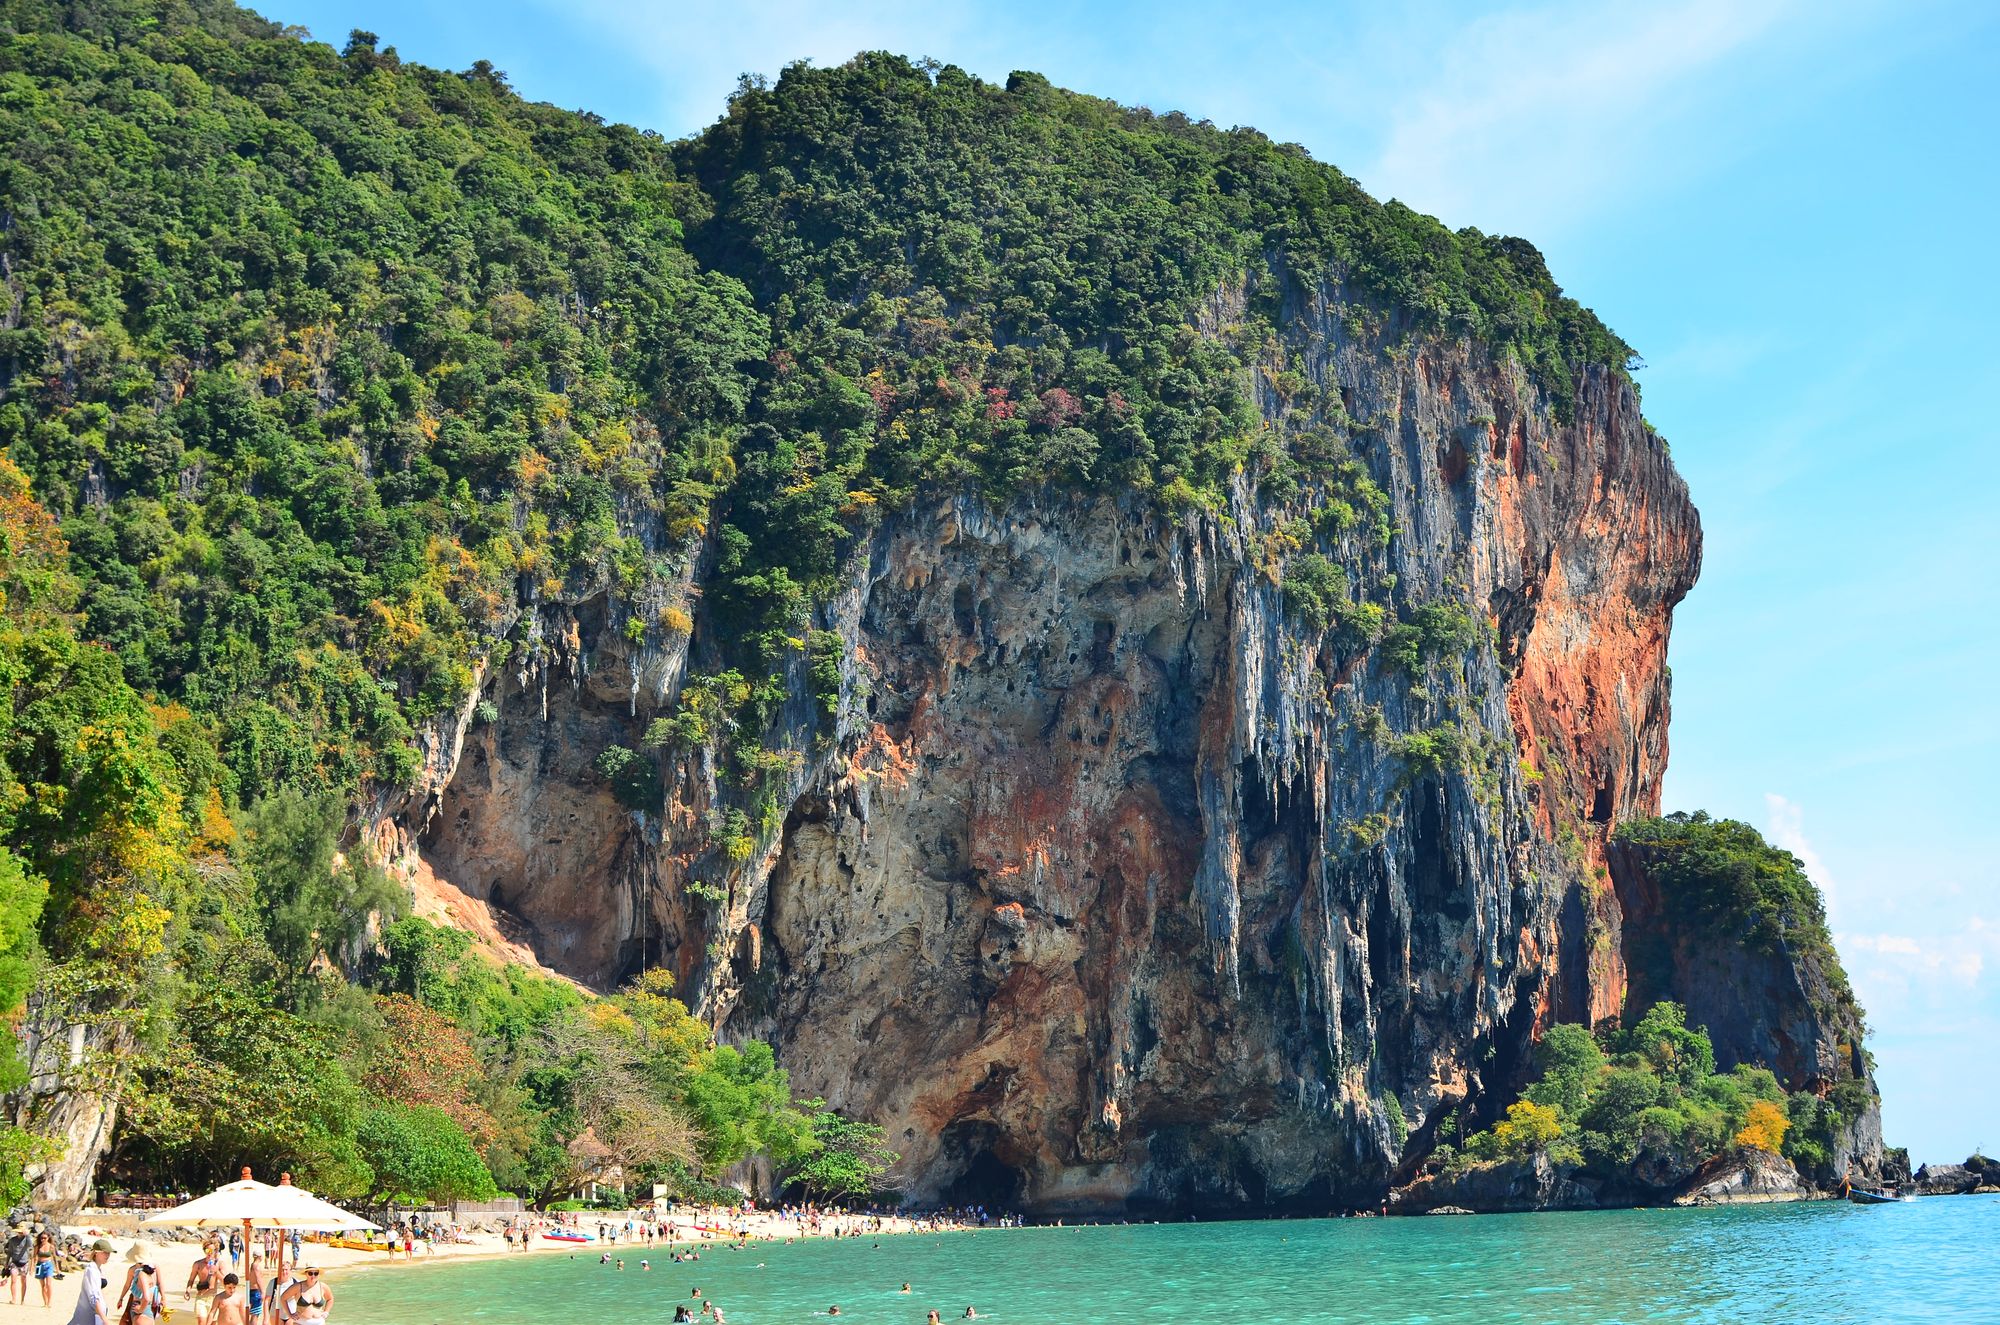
[371,292,1808,1212]
[0,14,1883,1219]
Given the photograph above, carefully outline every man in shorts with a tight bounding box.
[243,1250,267,1321]
[186,1245,223,1313]
[4,1223,30,1305]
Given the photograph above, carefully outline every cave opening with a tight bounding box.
[938,1120,1027,1208]
[941,1148,1025,1208]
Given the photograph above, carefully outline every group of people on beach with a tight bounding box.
[54,1231,333,1325]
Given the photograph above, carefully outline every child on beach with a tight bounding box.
[209,1273,250,1325]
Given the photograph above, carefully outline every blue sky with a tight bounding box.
[258,0,1999,1164]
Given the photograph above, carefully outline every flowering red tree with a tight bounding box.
[1033,386,1083,428]
[365,994,499,1144]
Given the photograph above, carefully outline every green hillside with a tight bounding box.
[0,0,1637,1207]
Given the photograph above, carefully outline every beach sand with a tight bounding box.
[0,1208,947,1323]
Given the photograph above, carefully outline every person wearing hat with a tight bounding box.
[4,1222,31,1305]
[281,1265,332,1324]
[68,1238,115,1325]
[114,1241,161,1323]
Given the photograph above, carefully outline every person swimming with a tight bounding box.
[900,1283,912,1293]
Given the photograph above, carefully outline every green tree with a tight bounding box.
[241,787,405,1001]
[1577,1067,1663,1166]
[786,1105,899,1200]
[1618,1002,1716,1096]
[684,1040,815,1173]
[113,989,372,1197]
[1523,1022,1604,1119]
[356,1102,498,1205]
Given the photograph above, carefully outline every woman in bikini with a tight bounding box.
[115,1243,163,1323]
[32,1230,56,1308]
[284,1267,333,1324]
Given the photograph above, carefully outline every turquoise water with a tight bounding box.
[338,1195,1998,1324]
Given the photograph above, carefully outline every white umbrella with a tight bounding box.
[142,1169,378,1288]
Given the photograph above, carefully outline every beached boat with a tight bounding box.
[328,1238,393,1251]
[1847,1187,1899,1204]
[543,1230,594,1243]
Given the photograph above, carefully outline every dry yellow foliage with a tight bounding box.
[1735,1099,1790,1153]
[1494,1099,1562,1155]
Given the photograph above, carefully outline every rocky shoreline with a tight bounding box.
[1388,1148,1999,1215]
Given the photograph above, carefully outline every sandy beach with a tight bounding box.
[0,1207,953,1323]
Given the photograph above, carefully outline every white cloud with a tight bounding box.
[1360,0,1796,237]
[1840,922,1994,1025]
[1842,928,1988,985]
[1764,791,1834,913]
[1760,792,1993,1011]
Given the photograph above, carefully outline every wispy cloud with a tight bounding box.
[1360,0,1796,237]
[1843,926,1991,990]
[546,0,989,134]
[1764,791,1834,913]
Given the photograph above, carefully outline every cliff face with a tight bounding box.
[381,297,1736,1211]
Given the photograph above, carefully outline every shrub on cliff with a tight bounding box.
[1282,553,1347,631]
[592,744,664,812]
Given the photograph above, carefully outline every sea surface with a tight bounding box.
[337,1194,1998,1324]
